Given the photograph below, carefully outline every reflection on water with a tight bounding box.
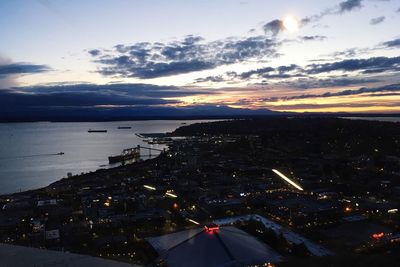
[0,120,213,194]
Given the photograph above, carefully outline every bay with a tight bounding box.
[0,120,212,195]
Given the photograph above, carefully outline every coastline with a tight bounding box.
[0,148,165,198]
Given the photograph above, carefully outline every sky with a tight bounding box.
[1,0,400,116]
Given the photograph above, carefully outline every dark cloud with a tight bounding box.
[301,0,365,26]
[328,48,360,58]
[0,89,177,107]
[300,35,327,41]
[266,83,400,101]
[211,55,400,85]
[0,63,50,77]
[300,17,313,25]
[305,56,400,74]
[0,103,277,121]
[370,16,385,25]
[239,67,275,79]
[239,64,302,80]
[193,72,241,84]
[277,77,380,89]
[88,49,101,56]
[0,83,215,109]
[338,0,363,13]
[382,38,400,48]
[91,35,278,79]
[0,84,276,120]
[270,101,400,110]
[263,19,284,36]
[24,83,213,99]
[0,59,51,89]
[194,75,226,83]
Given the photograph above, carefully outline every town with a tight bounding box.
[1,118,400,266]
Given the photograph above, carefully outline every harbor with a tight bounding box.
[0,120,212,194]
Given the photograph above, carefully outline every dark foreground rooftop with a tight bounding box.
[147,226,283,267]
[0,243,141,267]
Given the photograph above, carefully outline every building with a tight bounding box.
[147,225,283,267]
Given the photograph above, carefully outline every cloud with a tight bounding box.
[0,58,51,89]
[88,49,101,56]
[263,19,284,36]
[0,63,50,77]
[370,16,385,25]
[382,38,400,48]
[0,89,177,107]
[328,48,363,58]
[0,84,276,120]
[241,56,400,79]
[207,55,400,86]
[266,83,400,101]
[338,0,363,13]
[0,83,215,110]
[268,101,400,110]
[90,35,278,79]
[276,77,380,89]
[0,103,277,121]
[305,56,400,74]
[300,35,327,41]
[25,83,213,99]
[238,64,302,80]
[194,75,226,83]
[301,0,365,26]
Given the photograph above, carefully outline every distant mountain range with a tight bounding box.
[0,105,286,122]
[1,104,399,122]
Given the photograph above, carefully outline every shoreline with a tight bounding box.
[0,152,164,198]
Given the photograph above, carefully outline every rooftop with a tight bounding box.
[0,243,141,267]
[147,226,283,267]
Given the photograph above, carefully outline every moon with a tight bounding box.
[283,16,299,32]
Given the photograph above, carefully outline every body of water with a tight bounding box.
[0,120,211,195]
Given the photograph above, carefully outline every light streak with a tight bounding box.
[165,192,178,198]
[388,208,398,214]
[272,169,304,191]
[187,219,200,225]
[143,185,156,191]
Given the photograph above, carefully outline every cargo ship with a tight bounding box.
[88,129,107,133]
[108,146,140,164]
[118,126,132,129]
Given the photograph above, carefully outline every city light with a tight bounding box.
[388,209,398,214]
[187,219,200,225]
[165,192,178,198]
[143,185,156,191]
[372,232,385,239]
[204,225,219,233]
[271,169,304,191]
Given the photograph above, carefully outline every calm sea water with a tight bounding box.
[0,120,212,195]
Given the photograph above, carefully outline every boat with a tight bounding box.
[108,146,140,164]
[57,152,65,155]
[118,126,132,129]
[88,129,107,133]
